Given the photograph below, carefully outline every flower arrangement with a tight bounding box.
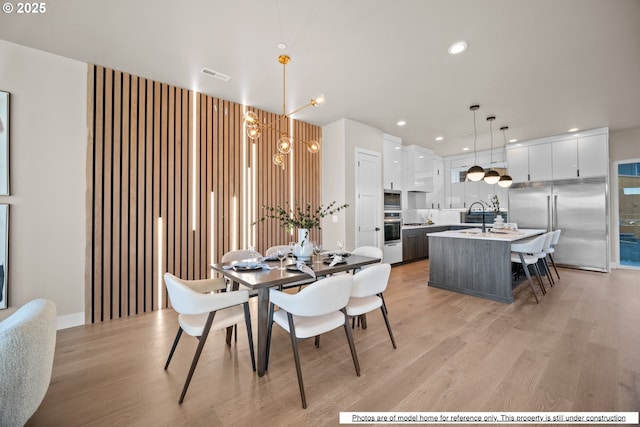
[482,194,501,213]
[253,201,349,231]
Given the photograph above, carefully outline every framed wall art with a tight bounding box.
[0,90,8,195]
[0,204,7,309]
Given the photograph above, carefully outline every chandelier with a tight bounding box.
[243,55,324,168]
[498,126,513,187]
[483,115,500,185]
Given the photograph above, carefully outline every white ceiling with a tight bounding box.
[1,0,639,156]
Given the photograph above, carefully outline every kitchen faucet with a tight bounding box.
[467,201,487,233]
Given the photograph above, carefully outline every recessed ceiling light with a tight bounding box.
[448,41,468,55]
[277,42,287,50]
[463,147,470,151]
[509,138,518,143]
[394,146,401,150]
[435,136,444,141]
[397,120,406,126]
[568,128,579,132]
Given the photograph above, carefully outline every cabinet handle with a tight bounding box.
[577,169,580,177]
[528,173,530,181]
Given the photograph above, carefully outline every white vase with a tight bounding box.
[294,228,313,261]
[493,214,505,229]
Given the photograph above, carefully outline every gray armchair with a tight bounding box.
[0,299,57,426]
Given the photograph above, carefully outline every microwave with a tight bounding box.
[383,190,402,211]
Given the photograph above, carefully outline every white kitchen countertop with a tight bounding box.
[427,228,545,242]
[402,223,478,230]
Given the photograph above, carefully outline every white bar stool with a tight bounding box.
[511,234,547,303]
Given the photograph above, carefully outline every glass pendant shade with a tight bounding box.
[484,169,500,185]
[272,153,285,166]
[311,93,325,107]
[246,125,261,140]
[498,174,513,188]
[306,140,320,153]
[243,110,258,125]
[467,165,485,181]
[277,136,292,154]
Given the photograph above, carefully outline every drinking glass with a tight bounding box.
[289,241,296,257]
[337,240,344,254]
[249,245,256,259]
[313,243,323,264]
[277,248,287,270]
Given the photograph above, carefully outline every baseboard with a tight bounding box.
[57,311,85,330]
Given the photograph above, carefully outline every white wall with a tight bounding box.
[321,118,382,250]
[0,40,87,327]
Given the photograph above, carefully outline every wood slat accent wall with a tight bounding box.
[88,65,321,322]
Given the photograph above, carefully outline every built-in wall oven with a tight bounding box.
[383,211,403,264]
[384,212,402,243]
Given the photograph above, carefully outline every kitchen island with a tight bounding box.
[427,228,545,303]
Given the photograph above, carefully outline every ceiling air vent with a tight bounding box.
[201,68,231,82]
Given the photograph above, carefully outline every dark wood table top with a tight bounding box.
[210,254,381,290]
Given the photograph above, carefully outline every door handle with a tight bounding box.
[553,195,558,230]
[375,227,380,231]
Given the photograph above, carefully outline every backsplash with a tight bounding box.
[402,209,462,225]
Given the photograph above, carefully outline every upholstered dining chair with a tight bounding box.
[510,234,547,303]
[345,263,396,349]
[265,245,292,258]
[0,298,57,427]
[266,274,360,409]
[163,273,255,404]
[350,246,385,327]
[536,231,557,289]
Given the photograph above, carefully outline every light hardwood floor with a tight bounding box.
[27,261,640,426]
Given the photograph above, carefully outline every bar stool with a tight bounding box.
[535,232,556,289]
[546,229,562,280]
[510,234,547,303]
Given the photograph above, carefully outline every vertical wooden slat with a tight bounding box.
[120,73,130,316]
[128,75,138,317]
[181,90,189,278]
[92,66,104,323]
[167,86,176,287]
[136,77,146,315]
[144,80,154,312]
[160,83,168,306]
[102,69,113,321]
[85,65,95,325]
[112,70,122,319]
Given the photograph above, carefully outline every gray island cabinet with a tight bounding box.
[427,228,544,303]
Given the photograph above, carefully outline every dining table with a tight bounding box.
[210,253,381,376]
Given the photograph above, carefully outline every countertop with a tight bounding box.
[402,223,478,230]
[427,228,545,242]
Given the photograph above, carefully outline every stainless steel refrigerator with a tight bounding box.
[508,177,609,272]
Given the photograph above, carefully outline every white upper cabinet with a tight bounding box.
[406,145,434,192]
[506,143,553,183]
[383,134,404,190]
[577,133,608,178]
[428,158,445,208]
[508,128,608,183]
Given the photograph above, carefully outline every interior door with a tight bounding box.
[356,150,382,248]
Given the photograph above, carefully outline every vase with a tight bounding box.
[493,214,505,229]
[294,228,314,261]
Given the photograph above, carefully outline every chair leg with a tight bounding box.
[243,302,256,372]
[549,254,560,280]
[179,311,216,404]
[518,254,539,304]
[165,327,183,370]
[286,313,307,409]
[314,336,320,347]
[265,303,275,371]
[379,294,397,349]
[542,258,554,288]
[380,293,389,315]
[532,263,547,295]
[342,309,361,377]
[361,314,367,329]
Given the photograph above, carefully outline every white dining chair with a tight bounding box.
[537,231,556,288]
[265,274,360,409]
[510,234,547,303]
[345,263,396,349]
[265,245,292,258]
[163,273,256,404]
[546,229,562,280]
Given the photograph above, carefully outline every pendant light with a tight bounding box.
[483,116,500,184]
[466,105,485,181]
[498,126,513,188]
